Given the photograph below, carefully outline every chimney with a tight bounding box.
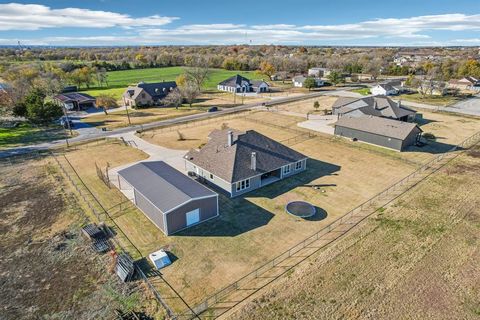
[227,130,233,147]
[251,152,257,171]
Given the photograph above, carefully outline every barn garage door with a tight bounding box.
[186,209,200,226]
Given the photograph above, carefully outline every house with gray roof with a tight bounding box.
[334,115,423,151]
[292,76,324,88]
[332,96,416,122]
[117,161,218,235]
[371,82,399,96]
[122,81,177,108]
[217,75,269,93]
[184,129,308,197]
[54,92,96,111]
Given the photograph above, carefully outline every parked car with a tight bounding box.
[208,106,219,112]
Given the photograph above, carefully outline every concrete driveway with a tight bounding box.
[108,131,187,184]
[297,115,338,135]
[445,94,480,116]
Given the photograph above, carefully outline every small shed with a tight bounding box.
[117,161,218,235]
[149,249,172,269]
[334,115,423,151]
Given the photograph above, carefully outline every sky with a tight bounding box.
[0,0,479,46]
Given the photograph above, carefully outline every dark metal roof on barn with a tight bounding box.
[334,115,422,140]
[118,161,216,214]
[54,92,96,103]
[218,74,251,87]
[333,96,416,120]
[185,129,308,183]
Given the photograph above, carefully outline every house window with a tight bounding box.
[209,173,214,180]
[236,178,250,192]
[295,161,302,170]
[283,165,291,175]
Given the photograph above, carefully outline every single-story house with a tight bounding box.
[117,161,218,235]
[448,76,480,91]
[332,96,416,122]
[54,92,96,111]
[122,81,177,108]
[292,76,324,88]
[217,75,269,93]
[308,67,331,78]
[184,128,308,197]
[334,115,423,152]
[371,82,399,96]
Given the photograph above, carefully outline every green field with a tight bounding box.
[0,123,72,149]
[352,88,371,96]
[83,67,260,99]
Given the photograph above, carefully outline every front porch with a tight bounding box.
[260,168,281,187]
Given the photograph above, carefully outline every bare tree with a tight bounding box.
[163,88,183,109]
[185,57,210,92]
[95,94,118,115]
[181,82,200,108]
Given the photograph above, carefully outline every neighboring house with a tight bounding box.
[332,96,417,122]
[217,75,269,93]
[348,73,375,82]
[308,67,331,78]
[448,77,480,91]
[292,76,324,88]
[54,92,96,111]
[122,81,177,107]
[184,129,308,197]
[334,115,423,152]
[371,82,399,96]
[117,161,218,236]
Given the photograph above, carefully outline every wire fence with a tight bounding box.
[180,129,480,319]
[50,151,182,319]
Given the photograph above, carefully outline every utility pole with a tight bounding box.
[61,105,72,147]
[125,104,132,126]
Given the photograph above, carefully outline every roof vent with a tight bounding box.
[251,152,257,171]
[227,130,234,147]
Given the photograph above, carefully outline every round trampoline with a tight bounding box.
[285,201,316,218]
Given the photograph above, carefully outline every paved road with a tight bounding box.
[393,94,480,117]
[0,90,341,158]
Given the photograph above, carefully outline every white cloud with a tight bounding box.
[1,6,480,46]
[0,3,178,30]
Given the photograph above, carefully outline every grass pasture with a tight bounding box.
[65,112,426,311]
[0,123,73,149]
[232,146,480,320]
[82,67,261,99]
[81,107,203,130]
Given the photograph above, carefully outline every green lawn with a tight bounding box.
[398,93,465,106]
[352,88,371,96]
[82,67,260,99]
[0,123,72,149]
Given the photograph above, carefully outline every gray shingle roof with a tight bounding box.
[334,116,422,140]
[219,74,251,87]
[118,161,216,213]
[54,92,96,103]
[185,129,307,183]
[333,96,416,120]
[123,81,177,100]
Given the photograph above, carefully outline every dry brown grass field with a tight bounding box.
[0,156,163,319]
[64,112,430,311]
[81,107,202,130]
[231,146,480,320]
[272,96,339,115]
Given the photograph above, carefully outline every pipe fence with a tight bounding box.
[182,129,480,319]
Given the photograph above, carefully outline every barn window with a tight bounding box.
[295,161,302,170]
[283,164,291,175]
[236,178,250,191]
